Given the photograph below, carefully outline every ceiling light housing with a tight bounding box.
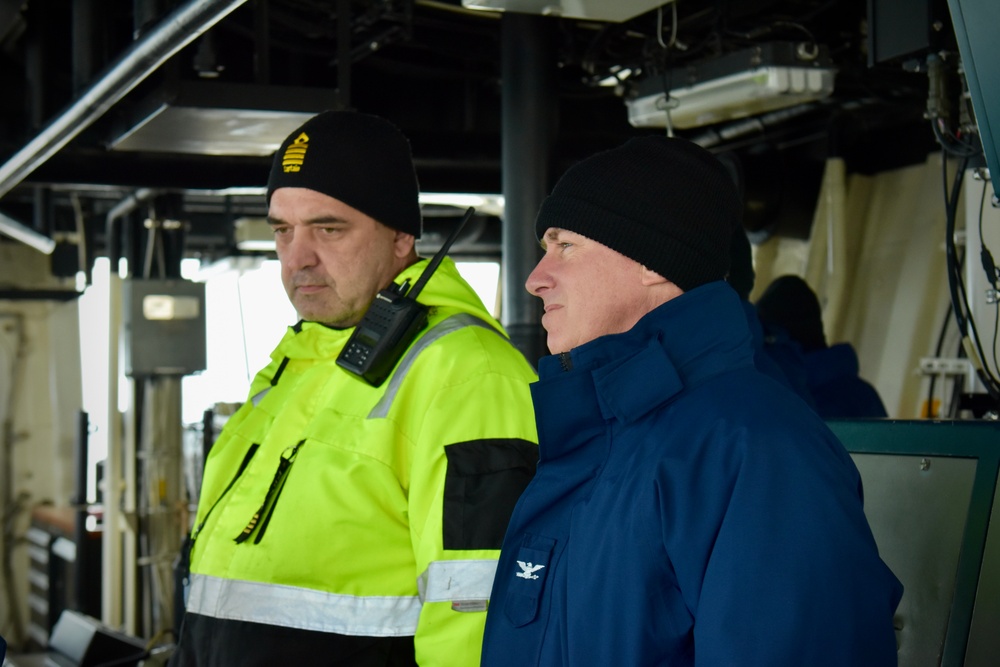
[461,0,672,22]
[108,81,336,156]
[626,42,836,130]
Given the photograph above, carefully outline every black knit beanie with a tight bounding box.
[755,275,827,351]
[266,110,422,238]
[535,136,741,291]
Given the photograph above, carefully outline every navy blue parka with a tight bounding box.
[482,282,902,666]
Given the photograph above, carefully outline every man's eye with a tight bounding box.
[318,226,342,235]
[272,226,290,236]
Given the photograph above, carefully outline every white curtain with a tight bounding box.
[751,152,962,418]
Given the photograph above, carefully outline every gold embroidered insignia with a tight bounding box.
[282,132,309,173]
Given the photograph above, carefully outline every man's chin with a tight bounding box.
[296,305,361,329]
[295,306,334,326]
[294,295,328,319]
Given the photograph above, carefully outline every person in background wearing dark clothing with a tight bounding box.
[727,223,816,408]
[717,151,815,409]
[480,136,902,667]
[756,274,889,419]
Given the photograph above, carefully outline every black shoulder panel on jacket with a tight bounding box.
[171,612,417,667]
[443,439,539,550]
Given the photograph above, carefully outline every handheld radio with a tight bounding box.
[336,206,476,387]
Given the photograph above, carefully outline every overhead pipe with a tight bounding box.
[0,0,249,201]
[689,102,821,149]
[0,210,56,254]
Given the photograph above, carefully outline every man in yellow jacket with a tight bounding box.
[170,111,539,666]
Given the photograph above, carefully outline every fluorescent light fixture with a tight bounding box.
[461,0,671,22]
[235,193,505,251]
[627,65,835,130]
[0,210,57,254]
[109,81,337,157]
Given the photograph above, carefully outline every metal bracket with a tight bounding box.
[920,357,974,376]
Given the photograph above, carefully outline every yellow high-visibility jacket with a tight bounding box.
[174,257,538,667]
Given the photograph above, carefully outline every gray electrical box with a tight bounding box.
[123,279,207,377]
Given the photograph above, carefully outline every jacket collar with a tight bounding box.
[532,282,754,449]
[270,256,498,362]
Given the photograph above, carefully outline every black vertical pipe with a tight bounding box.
[500,13,555,367]
[24,0,48,130]
[32,186,51,237]
[152,192,185,278]
[72,0,97,95]
[335,0,351,110]
[253,0,270,84]
[71,411,92,613]
[161,225,185,279]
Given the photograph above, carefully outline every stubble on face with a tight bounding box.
[269,187,412,328]
[287,270,351,325]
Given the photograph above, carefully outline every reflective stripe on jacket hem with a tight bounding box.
[418,559,498,603]
[187,573,421,637]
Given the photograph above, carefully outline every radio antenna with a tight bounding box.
[407,206,475,300]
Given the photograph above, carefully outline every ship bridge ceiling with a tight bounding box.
[0,0,949,268]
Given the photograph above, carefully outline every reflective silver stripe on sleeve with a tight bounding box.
[187,573,421,637]
[368,313,503,419]
[417,559,498,603]
[251,387,270,406]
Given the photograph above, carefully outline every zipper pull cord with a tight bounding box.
[234,440,305,544]
[190,443,260,546]
[251,440,306,545]
[271,356,290,386]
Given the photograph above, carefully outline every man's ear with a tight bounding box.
[393,231,416,258]
[640,265,669,287]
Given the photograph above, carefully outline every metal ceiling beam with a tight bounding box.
[0,210,56,254]
[0,0,250,202]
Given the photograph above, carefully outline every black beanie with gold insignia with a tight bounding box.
[267,110,423,238]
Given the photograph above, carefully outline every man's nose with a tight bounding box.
[525,256,551,296]
[281,229,319,271]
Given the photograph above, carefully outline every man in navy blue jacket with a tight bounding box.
[481,136,902,666]
[756,274,889,419]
